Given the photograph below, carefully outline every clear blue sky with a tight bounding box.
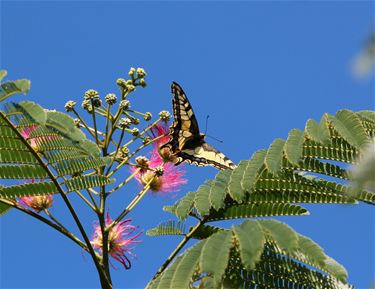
[1,1,374,288]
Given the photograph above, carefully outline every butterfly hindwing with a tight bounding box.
[179,142,237,170]
[164,82,237,170]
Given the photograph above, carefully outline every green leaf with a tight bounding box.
[208,176,228,211]
[241,150,266,193]
[305,116,331,145]
[194,182,212,216]
[174,191,195,220]
[55,156,111,176]
[233,220,265,270]
[200,230,232,286]
[259,219,299,253]
[0,79,30,102]
[329,110,370,149]
[170,241,204,289]
[358,110,375,123]
[190,224,221,240]
[0,201,12,216]
[11,101,47,124]
[295,236,348,282]
[0,70,7,81]
[146,220,186,237]
[265,138,286,174]
[207,203,309,222]
[284,128,304,165]
[0,165,49,179]
[64,175,114,192]
[0,181,58,199]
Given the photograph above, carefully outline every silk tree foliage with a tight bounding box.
[147,110,374,287]
[0,70,374,288]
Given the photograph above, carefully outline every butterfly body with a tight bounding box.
[161,82,237,171]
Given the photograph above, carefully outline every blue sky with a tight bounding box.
[1,1,374,288]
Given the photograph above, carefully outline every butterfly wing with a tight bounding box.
[178,142,237,170]
[164,81,237,170]
[164,82,201,151]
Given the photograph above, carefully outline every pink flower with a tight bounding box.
[131,123,187,193]
[139,162,187,193]
[19,195,53,212]
[91,215,141,269]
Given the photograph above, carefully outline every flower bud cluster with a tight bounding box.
[64,100,76,112]
[159,110,171,122]
[105,93,117,105]
[84,89,102,108]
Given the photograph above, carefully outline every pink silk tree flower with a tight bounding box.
[130,123,187,194]
[91,215,141,269]
[139,162,187,193]
[19,195,53,213]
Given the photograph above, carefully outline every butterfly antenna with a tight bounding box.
[204,114,223,143]
[204,115,210,135]
[206,134,223,143]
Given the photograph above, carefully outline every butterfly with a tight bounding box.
[161,81,237,170]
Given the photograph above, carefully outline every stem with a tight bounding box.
[152,219,205,280]
[108,133,166,178]
[106,175,155,231]
[108,168,141,194]
[91,104,100,146]
[74,189,97,211]
[105,128,125,175]
[71,109,97,140]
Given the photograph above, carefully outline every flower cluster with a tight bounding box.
[19,195,53,213]
[132,123,187,194]
[91,215,141,269]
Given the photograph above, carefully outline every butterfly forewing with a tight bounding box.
[164,81,237,170]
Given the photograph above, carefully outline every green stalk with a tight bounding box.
[151,219,206,281]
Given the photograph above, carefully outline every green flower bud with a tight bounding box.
[91,98,102,108]
[159,110,171,122]
[115,147,129,162]
[131,128,139,136]
[116,78,127,89]
[120,100,130,110]
[74,118,81,128]
[105,93,117,105]
[144,112,152,121]
[84,89,99,100]
[131,117,140,125]
[139,78,147,87]
[118,118,132,129]
[127,84,136,92]
[142,136,151,144]
[64,100,76,112]
[82,99,91,110]
[128,67,136,77]
[136,68,146,78]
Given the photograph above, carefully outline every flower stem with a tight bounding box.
[108,168,141,194]
[151,219,206,281]
[106,175,155,232]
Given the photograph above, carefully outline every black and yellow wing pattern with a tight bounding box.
[162,81,237,171]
